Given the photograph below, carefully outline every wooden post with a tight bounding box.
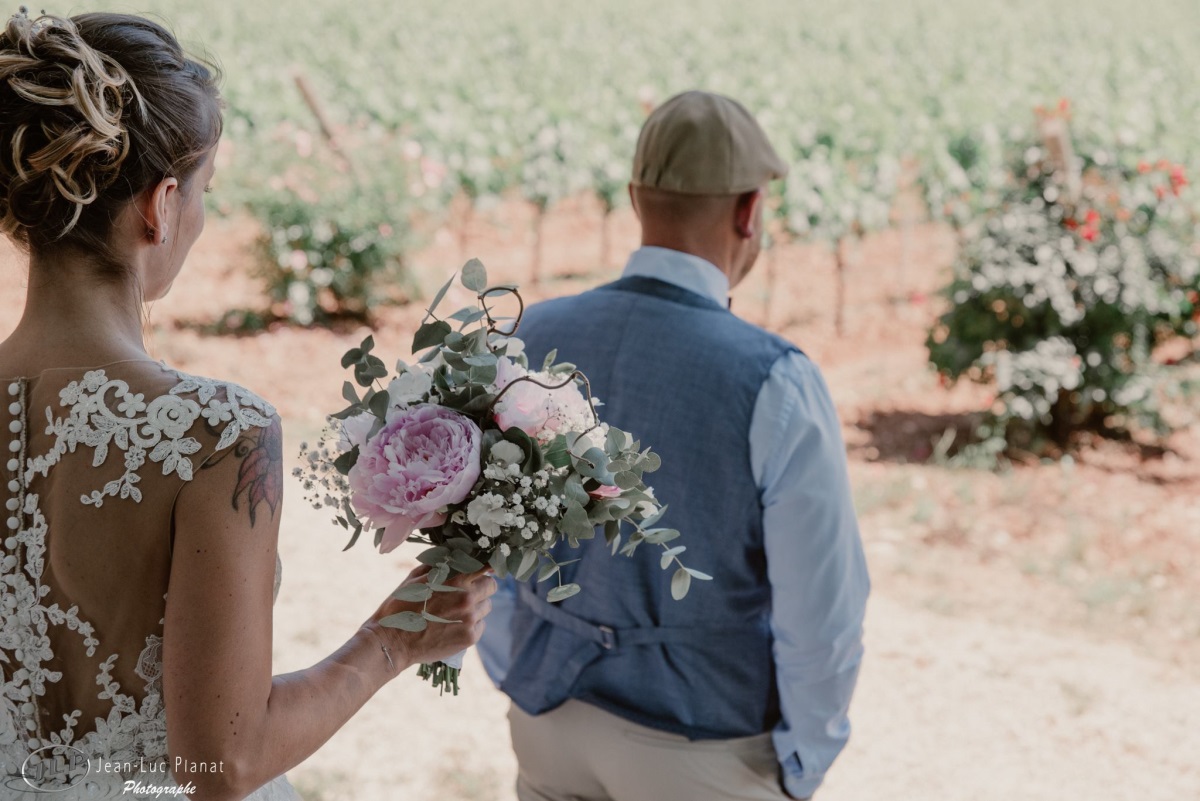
[531,204,546,286]
[835,238,848,337]
[1037,114,1081,204]
[600,208,612,272]
[459,199,474,266]
[293,70,361,182]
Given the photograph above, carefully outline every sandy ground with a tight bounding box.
[2,199,1198,800]
[272,475,1200,801]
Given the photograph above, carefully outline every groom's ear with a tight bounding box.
[733,189,762,239]
[628,183,640,219]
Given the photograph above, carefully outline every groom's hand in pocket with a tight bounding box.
[366,567,497,670]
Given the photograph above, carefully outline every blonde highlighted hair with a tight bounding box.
[0,9,221,272]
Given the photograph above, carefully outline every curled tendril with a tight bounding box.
[479,284,525,338]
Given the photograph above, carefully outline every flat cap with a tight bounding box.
[632,90,788,195]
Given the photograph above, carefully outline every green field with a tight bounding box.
[70,0,1200,220]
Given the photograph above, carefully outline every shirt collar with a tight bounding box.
[621,246,730,306]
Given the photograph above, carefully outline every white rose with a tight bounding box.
[386,369,434,413]
[467,494,507,539]
[488,440,525,467]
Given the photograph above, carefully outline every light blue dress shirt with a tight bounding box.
[479,246,870,800]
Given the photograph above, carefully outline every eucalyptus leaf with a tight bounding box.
[516,549,539,582]
[615,471,641,490]
[489,548,510,577]
[342,524,363,551]
[464,328,490,354]
[606,427,631,454]
[417,546,450,566]
[670,568,692,600]
[684,568,714,581]
[639,504,668,528]
[561,500,595,539]
[380,611,427,632]
[392,583,433,602]
[340,348,363,369]
[642,528,681,545]
[660,545,686,569]
[541,349,558,372]
[426,273,456,319]
[333,445,359,476]
[544,436,572,469]
[563,475,590,506]
[427,562,450,587]
[368,390,391,419]
[537,562,560,583]
[329,404,361,421]
[469,363,498,385]
[448,550,485,574]
[449,307,488,325]
[421,610,461,624]
[573,446,615,483]
[546,583,581,603]
[413,320,452,352]
[342,381,359,404]
[463,353,497,367]
[461,258,488,292]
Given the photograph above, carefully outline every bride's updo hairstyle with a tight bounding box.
[0,8,220,272]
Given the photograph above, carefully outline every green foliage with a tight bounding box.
[56,0,1198,309]
[928,129,1199,452]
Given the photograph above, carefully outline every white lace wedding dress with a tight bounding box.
[1,360,300,800]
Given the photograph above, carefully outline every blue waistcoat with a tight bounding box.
[501,275,799,740]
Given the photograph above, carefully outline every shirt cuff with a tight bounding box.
[780,752,821,800]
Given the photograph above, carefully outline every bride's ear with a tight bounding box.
[141,176,180,245]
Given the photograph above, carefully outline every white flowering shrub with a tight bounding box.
[929,129,1198,451]
[237,127,420,328]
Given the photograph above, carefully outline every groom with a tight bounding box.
[479,90,869,801]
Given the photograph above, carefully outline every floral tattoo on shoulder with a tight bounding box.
[204,422,283,526]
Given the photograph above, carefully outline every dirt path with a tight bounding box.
[273,472,1200,801]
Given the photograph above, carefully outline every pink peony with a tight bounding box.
[348,404,482,553]
[493,358,595,442]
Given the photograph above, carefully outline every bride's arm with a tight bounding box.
[163,418,493,800]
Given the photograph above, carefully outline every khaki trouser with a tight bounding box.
[508,700,794,801]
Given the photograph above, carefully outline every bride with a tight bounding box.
[0,10,495,800]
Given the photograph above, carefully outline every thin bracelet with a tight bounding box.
[366,625,398,674]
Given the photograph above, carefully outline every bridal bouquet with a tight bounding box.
[298,260,709,694]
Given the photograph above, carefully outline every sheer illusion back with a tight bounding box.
[0,359,290,797]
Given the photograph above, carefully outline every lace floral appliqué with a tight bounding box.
[1,367,276,773]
